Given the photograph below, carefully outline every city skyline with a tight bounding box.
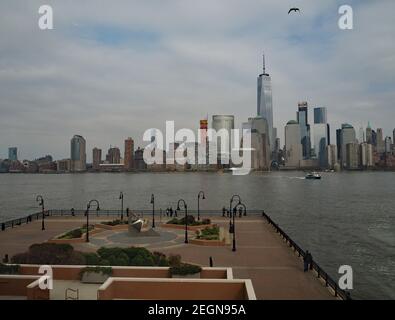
[1,1,394,161]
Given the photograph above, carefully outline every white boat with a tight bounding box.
[305,172,321,180]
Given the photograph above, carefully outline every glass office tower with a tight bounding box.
[8,147,17,161]
[314,107,327,124]
[257,54,274,153]
[70,135,86,172]
[297,102,311,159]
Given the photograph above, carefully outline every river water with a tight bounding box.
[0,171,394,299]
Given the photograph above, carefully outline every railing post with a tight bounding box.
[325,273,328,287]
[334,284,338,297]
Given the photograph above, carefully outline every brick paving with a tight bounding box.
[0,215,336,300]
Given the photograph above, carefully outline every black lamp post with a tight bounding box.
[119,192,124,221]
[36,195,45,231]
[85,199,100,242]
[229,195,241,232]
[177,199,188,243]
[232,203,246,252]
[150,194,155,228]
[197,191,206,221]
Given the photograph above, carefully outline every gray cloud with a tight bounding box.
[0,0,394,161]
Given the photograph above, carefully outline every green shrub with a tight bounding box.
[11,243,85,265]
[166,218,180,225]
[96,247,156,266]
[58,224,94,239]
[178,215,196,226]
[168,254,181,267]
[197,225,220,240]
[170,263,202,276]
[79,266,112,279]
[0,263,20,275]
[83,253,103,265]
[153,252,169,267]
[167,216,209,226]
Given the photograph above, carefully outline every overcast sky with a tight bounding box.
[0,0,394,161]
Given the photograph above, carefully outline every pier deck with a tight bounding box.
[0,215,336,300]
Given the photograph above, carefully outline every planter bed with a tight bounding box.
[48,227,104,244]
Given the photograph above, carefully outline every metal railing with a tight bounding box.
[0,208,262,232]
[261,211,352,300]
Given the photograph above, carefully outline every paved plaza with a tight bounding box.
[0,214,336,300]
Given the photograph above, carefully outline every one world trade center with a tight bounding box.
[257,54,274,154]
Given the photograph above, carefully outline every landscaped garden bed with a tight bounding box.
[49,224,103,243]
[168,254,202,278]
[80,266,113,283]
[190,225,227,246]
[10,243,202,278]
[163,216,212,231]
[0,263,20,275]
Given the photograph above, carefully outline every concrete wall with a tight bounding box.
[2,266,250,300]
[98,278,254,300]
[27,278,50,300]
[18,265,229,281]
[0,275,40,297]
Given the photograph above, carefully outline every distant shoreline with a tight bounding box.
[1,168,395,174]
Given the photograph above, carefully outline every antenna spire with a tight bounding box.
[262,53,266,74]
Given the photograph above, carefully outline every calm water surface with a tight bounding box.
[0,171,394,299]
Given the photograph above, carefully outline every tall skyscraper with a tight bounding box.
[336,129,342,161]
[366,123,373,144]
[385,137,392,153]
[212,115,235,165]
[124,138,134,170]
[92,148,102,170]
[313,107,329,168]
[358,126,365,143]
[242,116,270,170]
[8,147,17,161]
[376,128,384,153]
[198,119,209,167]
[257,54,274,153]
[314,107,327,124]
[70,135,86,172]
[326,144,338,169]
[340,124,356,168]
[372,130,377,146]
[360,143,373,168]
[313,124,329,168]
[106,147,121,164]
[285,120,302,168]
[346,142,360,169]
[297,102,311,159]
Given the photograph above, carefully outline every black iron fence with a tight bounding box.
[0,208,260,232]
[261,211,352,300]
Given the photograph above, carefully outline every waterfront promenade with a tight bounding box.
[0,214,336,300]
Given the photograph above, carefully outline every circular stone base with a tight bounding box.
[100,229,179,246]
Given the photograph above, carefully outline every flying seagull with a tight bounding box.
[288,7,300,14]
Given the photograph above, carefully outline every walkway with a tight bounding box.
[0,215,336,300]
